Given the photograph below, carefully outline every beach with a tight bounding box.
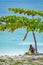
[0,54,43,65]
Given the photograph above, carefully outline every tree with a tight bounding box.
[8,8,43,53]
[0,8,43,53]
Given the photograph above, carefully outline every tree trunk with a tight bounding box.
[23,31,28,41]
[32,31,37,53]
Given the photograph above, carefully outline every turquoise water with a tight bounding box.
[0,41,43,55]
[0,29,43,55]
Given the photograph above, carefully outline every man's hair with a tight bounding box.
[30,44,32,48]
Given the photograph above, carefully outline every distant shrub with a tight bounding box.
[0,59,5,62]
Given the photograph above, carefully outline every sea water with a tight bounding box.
[0,42,43,56]
[0,29,43,56]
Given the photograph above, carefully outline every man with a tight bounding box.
[29,44,35,54]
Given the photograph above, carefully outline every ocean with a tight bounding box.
[0,30,43,56]
[0,41,43,56]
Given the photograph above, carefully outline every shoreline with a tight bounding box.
[0,53,43,57]
[0,52,43,56]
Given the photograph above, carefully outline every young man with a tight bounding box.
[29,44,35,54]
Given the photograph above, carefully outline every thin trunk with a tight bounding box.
[32,16,37,53]
[23,31,28,41]
[32,31,37,53]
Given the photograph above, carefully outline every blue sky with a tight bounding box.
[0,0,43,16]
[0,0,43,46]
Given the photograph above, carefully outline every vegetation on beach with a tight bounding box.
[0,55,43,65]
[0,59,5,62]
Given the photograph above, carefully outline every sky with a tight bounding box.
[0,0,43,16]
[0,0,43,47]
